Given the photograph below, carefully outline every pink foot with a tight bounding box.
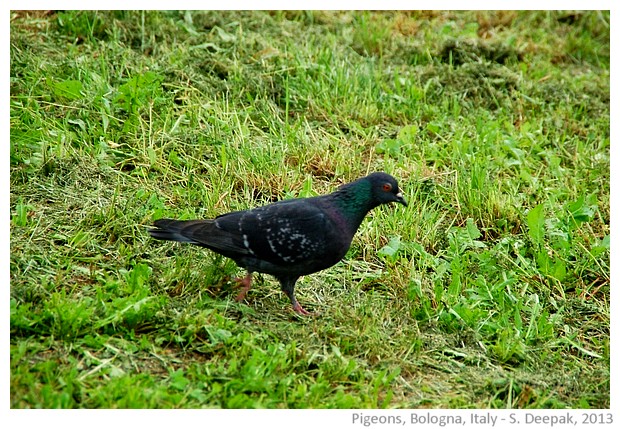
[292,302,314,316]
[234,273,253,302]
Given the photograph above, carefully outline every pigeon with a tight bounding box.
[149,172,407,315]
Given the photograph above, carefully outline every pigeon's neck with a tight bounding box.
[327,180,377,234]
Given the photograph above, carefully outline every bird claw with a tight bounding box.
[293,303,315,316]
[234,273,253,302]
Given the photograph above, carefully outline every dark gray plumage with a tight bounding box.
[149,172,407,315]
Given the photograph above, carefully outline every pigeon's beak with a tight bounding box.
[395,192,408,207]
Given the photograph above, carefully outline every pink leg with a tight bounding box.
[234,272,253,302]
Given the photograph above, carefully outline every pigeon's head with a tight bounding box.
[366,172,408,207]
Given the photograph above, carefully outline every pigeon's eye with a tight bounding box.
[382,183,392,192]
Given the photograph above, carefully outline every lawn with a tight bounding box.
[10,10,610,408]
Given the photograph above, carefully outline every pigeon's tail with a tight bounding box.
[149,218,211,244]
[150,217,248,255]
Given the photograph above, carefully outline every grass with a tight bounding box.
[10,10,609,408]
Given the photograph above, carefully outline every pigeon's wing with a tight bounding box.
[216,199,345,268]
[152,198,349,270]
